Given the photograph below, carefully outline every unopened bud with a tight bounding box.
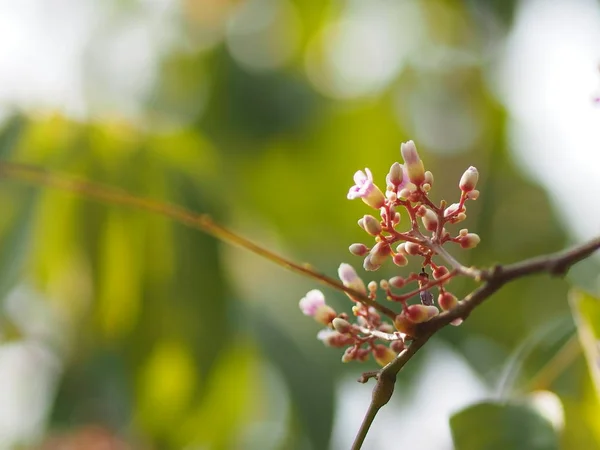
[332,317,352,334]
[379,323,395,333]
[349,243,369,256]
[368,242,391,268]
[459,233,481,249]
[368,281,378,292]
[390,339,406,353]
[400,140,426,185]
[438,292,458,311]
[459,166,479,192]
[314,305,337,325]
[373,344,396,367]
[422,183,431,192]
[356,348,370,362]
[388,162,404,186]
[432,266,449,280]
[396,243,408,255]
[379,279,389,290]
[444,203,464,218]
[359,215,382,236]
[459,228,468,236]
[405,304,439,323]
[392,253,408,267]
[424,171,434,186]
[363,254,379,271]
[394,313,417,335]
[389,276,405,288]
[317,329,354,347]
[451,318,463,326]
[341,347,355,363]
[421,209,439,232]
[404,242,422,256]
[467,189,479,200]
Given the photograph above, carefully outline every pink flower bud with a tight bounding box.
[317,329,354,347]
[368,242,391,268]
[393,314,416,335]
[396,243,408,255]
[338,263,367,295]
[363,254,379,271]
[459,166,478,192]
[421,209,439,232]
[314,305,337,325]
[444,203,464,218]
[356,348,370,362]
[359,214,382,236]
[379,323,395,333]
[459,233,480,249]
[389,276,405,288]
[373,344,396,367]
[349,243,369,256]
[432,266,449,280]
[392,253,408,267]
[424,171,434,186]
[404,242,422,256]
[387,162,404,186]
[341,347,355,363]
[347,168,386,209]
[467,189,479,200]
[405,304,439,323]
[400,140,426,185]
[379,279,389,290]
[390,339,405,353]
[438,292,458,311]
[332,317,352,334]
[368,281,378,293]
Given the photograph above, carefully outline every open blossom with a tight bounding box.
[299,289,336,325]
[347,168,386,209]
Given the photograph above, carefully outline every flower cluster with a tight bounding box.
[299,140,480,366]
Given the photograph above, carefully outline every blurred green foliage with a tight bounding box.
[0,0,598,449]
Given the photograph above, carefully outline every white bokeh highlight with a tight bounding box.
[497,0,600,241]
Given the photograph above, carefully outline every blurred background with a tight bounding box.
[0,0,599,448]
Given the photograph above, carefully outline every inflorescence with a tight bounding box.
[299,141,480,367]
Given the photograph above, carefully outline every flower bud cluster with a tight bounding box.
[300,140,482,366]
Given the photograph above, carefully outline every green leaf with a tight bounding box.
[450,400,560,450]
[569,289,600,400]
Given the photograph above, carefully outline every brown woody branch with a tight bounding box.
[1,161,599,449]
[351,236,600,449]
